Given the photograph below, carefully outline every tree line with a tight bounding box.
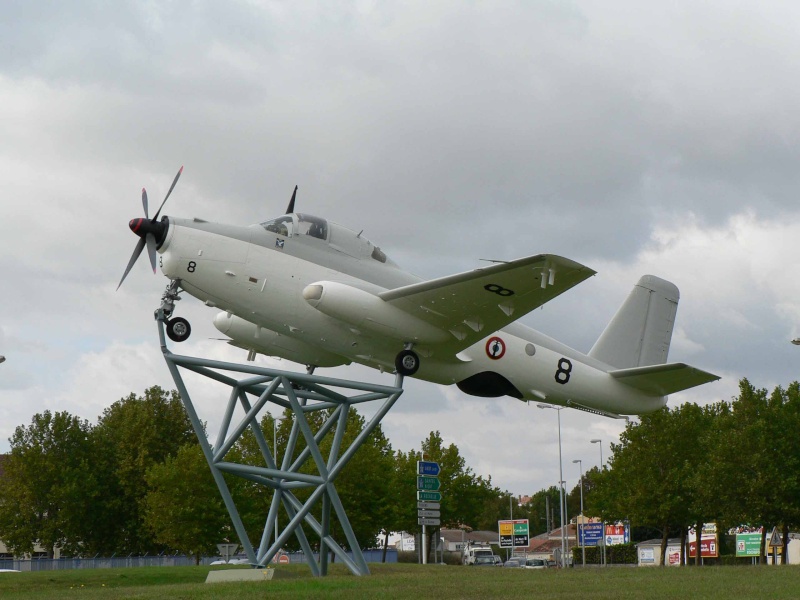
[2,379,796,565]
[571,379,800,566]
[0,386,505,563]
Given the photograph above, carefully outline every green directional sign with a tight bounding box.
[417,490,442,502]
[417,476,440,491]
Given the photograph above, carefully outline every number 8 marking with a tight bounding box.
[187,261,196,273]
[555,358,572,384]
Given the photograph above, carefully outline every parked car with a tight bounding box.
[523,558,548,569]
[503,558,524,568]
[472,556,496,567]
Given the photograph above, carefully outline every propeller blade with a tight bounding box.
[142,188,149,219]
[145,233,157,273]
[286,185,298,214]
[117,237,146,290]
[152,166,184,221]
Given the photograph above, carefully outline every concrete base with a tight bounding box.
[206,568,274,584]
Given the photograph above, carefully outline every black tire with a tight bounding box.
[395,349,420,376]
[166,317,192,343]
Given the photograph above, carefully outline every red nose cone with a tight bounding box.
[129,218,143,233]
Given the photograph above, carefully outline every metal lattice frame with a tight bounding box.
[155,310,403,576]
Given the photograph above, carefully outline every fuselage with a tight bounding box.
[156,214,667,415]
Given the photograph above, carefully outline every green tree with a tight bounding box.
[91,386,195,554]
[143,443,229,564]
[0,411,95,557]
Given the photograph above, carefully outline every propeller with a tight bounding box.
[286,185,298,214]
[117,166,183,290]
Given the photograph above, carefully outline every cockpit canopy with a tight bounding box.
[259,213,394,265]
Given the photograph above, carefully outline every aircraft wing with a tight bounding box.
[609,363,720,396]
[379,254,595,353]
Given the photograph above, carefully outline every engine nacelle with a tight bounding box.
[302,281,448,344]
[213,312,348,367]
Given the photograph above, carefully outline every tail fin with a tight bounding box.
[589,275,679,369]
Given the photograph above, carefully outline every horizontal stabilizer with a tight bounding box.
[609,363,720,396]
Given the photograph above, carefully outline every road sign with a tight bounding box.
[498,519,529,548]
[418,509,441,518]
[417,501,440,510]
[417,476,441,491]
[417,490,442,502]
[770,527,783,547]
[418,517,441,526]
[278,554,290,564]
[417,461,441,476]
[216,543,239,561]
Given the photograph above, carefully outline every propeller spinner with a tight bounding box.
[117,166,183,290]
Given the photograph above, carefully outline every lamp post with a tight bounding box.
[572,459,585,567]
[590,438,603,469]
[590,438,606,566]
[274,414,281,548]
[537,403,566,567]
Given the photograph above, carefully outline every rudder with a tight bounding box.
[588,275,679,369]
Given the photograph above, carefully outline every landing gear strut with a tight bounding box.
[157,279,191,343]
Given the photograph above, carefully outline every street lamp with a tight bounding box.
[538,403,566,567]
[590,438,603,469]
[572,459,585,567]
[274,414,281,547]
[590,438,606,566]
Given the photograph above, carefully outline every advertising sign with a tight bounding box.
[736,533,761,557]
[688,524,718,558]
[639,547,655,564]
[666,545,682,566]
[605,522,630,546]
[498,519,529,548]
[580,523,604,546]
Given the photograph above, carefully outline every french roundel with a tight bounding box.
[485,336,506,360]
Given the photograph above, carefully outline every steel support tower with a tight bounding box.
[155,307,403,576]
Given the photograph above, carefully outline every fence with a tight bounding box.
[0,549,397,572]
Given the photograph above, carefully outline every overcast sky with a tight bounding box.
[2,1,800,504]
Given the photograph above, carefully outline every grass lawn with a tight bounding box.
[2,562,800,599]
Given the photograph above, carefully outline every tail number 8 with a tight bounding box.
[555,358,572,384]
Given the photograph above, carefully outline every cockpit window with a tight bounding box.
[296,214,328,240]
[261,216,293,237]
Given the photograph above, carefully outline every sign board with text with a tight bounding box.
[498,519,529,548]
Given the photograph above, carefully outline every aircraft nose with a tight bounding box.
[129,218,144,235]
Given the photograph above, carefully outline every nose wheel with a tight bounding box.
[395,349,420,376]
[166,316,192,343]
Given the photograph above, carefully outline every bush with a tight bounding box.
[573,543,637,565]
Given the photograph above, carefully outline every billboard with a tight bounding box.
[578,522,629,547]
[736,533,761,557]
[579,523,603,546]
[605,522,630,546]
[688,524,718,558]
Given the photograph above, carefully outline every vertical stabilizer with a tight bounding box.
[588,275,679,369]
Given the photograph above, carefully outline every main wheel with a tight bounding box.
[395,349,420,376]
[166,317,192,343]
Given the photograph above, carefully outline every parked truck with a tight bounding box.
[463,542,494,565]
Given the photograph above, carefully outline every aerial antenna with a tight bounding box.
[286,185,298,214]
[479,258,509,264]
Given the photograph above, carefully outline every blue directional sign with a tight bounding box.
[417,461,440,476]
[580,523,604,547]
